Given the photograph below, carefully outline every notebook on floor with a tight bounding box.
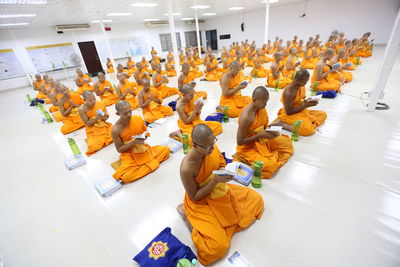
[64,154,86,170]
[95,176,122,197]
[160,138,183,153]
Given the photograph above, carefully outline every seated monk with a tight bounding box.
[57,85,85,134]
[354,32,373,58]
[150,46,161,60]
[234,86,294,178]
[165,57,177,77]
[33,74,46,100]
[328,49,353,83]
[116,64,130,78]
[283,48,301,79]
[178,124,264,266]
[218,61,251,117]
[133,63,147,92]
[278,69,327,136]
[260,45,273,63]
[42,75,54,104]
[150,54,160,71]
[140,57,151,73]
[111,100,170,183]
[300,43,319,69]
[178,63,207,99]
[338,47,356,71]
[75,69,94,95]
[106,58,114,73]
[179,50,185,65]
[138,78,173,123]
[346,39,362,66]
[188,56,204,78]
[79,91,113,156]
[266,52,291,89]
[116,73,139,109]
[51,84,70,123]
[193,51,203,65]
[94,72,118,106]
[204,54,223,81]
[127,57,137,75]
[167,50,175,64]
[311,48,342,92]
[47,79,62,113]
[250,55,269,78]
[177,84,222,140]
[152,63,179,98]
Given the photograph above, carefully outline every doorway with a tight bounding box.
[205,30,218,50]
[77,41,103,76]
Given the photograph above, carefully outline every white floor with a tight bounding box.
[0,46,399,267]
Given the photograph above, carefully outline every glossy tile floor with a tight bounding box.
[0,46,399,267]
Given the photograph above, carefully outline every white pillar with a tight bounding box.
[367,8,400,111]
[99,19,117,76]
[264,0,270,44]
[195,11,201,56]
[167,0,180,71]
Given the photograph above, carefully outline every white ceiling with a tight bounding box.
[0,0,309,29]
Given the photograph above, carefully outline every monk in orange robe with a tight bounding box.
[75,69,94,95]
[235,86,294,178]
[178,63,207,99]
[33,74,46,100]
[354,32,373,58]
[177,84,222,140]
[193,50,203,65]
[93,72,118,106]
[116,73,138,109]
[328,49,353,83]
[250,55,269,78]
[111,101,170,183]
[42,75,54,104]
[165,57,177,77]
[152,63,179,98]
[204,54,223,81]
[140,57,151,73]
[311,48,342,92]
[138,78,174,123]
[133,63,148,92]
[188,56,204,78]
[57,86,85,134]
[218,61,251,118]
[283,48,300,79]
[106,58,114,73]
[150,54,160,71]
[47,79,63,113]
[266,52,292,89]
[178,124,264,266]
[278,69,327,136]
[150,46,161,61]
[116,64,130,78]
[126,57,137,75]
[167,50,175,64]
[79,91,113,155]
[338,47,356,70]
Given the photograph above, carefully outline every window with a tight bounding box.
[159,33,182,52]
[185,31,202,47]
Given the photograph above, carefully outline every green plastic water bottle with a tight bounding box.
[311,81,319,96]
[291,71,297,80]
[292,120,302,141]
[44,111,53,123]
[223,106,229,123]
[68,138,81,155]
[251,161,263,188]
[182,133,190,155]
[26,94,32,103]
[274,79,280,92]
[38,103,45,113]
[355,57,361,66]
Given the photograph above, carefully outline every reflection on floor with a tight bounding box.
[0,46,399,267]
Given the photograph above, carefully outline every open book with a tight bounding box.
[266,126,283,133]
[306,94,322,102]
[132,131,149,139]
[213,162,254,186]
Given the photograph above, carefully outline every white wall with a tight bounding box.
[0,22,195,91]
[200,0,400,49]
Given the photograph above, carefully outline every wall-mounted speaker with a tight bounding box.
[241,23,244,32]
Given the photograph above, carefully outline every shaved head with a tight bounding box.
[229,61,240,69]
[115,100,130,112]
[97,72,105,77]
[324,48,335,57]
[294,69,310,81]
[192,124,213,145]
[252,86,269,98]
[181,83,193,94]
[82,90,94,100]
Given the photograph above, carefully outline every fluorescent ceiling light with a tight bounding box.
[202,13,216,16]
[91,19,112,23]
[0,13,36,18]
[262,0,279,3]
[106,13,132,16]
[0,0,46,4]
[181,17,194,21]
[0,22,29,26]
[229,6,244,10]
[190,5,210,9]
[163,13,181,16]
[144,18,160,22]
[130,2,158,7]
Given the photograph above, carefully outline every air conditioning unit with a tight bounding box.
[55,24,90,31]
[185,19,205,25]
[145,21,169,27]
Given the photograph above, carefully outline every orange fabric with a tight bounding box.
[97,80,118,106]
[236,107,293,178]
[205,59,223,81]
[282,57,297,78]
[183,72,207,99]
[119,81,139,109]
[219,72,251,118]
[112,116,170,183]
[165,62,177,77]
[178,96,222,139]
[60,93,85,135]
[154,72,179,98]
[251,65,269,78]
[277,86,327,136]
[34,80,46,99]
[106,62,114,73]
[311,65,341,92]
[267,61,292,89]
[339,59,356,70]
[76,74,94,95]
[142,88,173,123]
[184,145,264,265]
[328,69,353,83]
[84,101,113,156]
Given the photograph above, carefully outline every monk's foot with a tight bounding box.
[216,105,224,113]
[200,78,207,81]
[169,130,181,139]
[177,204,193,232]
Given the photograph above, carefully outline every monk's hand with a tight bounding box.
[132,138,145,145]
[260,131,280,139]
[101,114,109,120]
[305,99,318,107]
[194,102,204,112]
[214,174,233,183]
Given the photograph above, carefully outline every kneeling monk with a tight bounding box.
[278,69,327,136]
[79,91,113,156]
[94,72,118,106]
[179,124,264,265]
[57,85,85,134]
[234,86,294,178]
[111,101,170,183]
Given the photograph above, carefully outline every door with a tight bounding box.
[205,30,218,50]
[77,41,103,76]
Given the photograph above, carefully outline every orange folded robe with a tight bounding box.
[84,101,113,156]
[76,74,94,95]
[235,108,293,178]
[153,72,179,99]
[178,96,222,139]
[112,116,170,183]
[183,72,207,99]
[184,145,264,266]
[119,81,139,109]
[60,93,85,135]
[277,86,327,136]
[328,69,353,83]
[311,65,341,92]
[142,88,174,123]
[34,80,46,99]
[97,80,119,106]
[266,62,292,89]
[219,72,251,118]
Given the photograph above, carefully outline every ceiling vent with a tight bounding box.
[55,24,90,31]
[184,19,205,25]
[145,21,169,27]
